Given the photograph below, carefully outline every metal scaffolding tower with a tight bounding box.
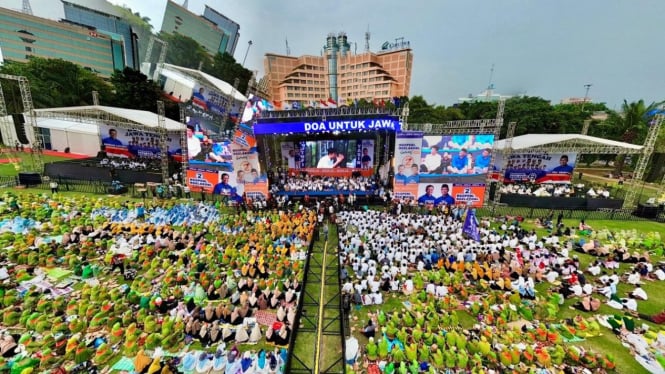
[178,105,188,182]
[0,74,41,172]
[482,100,505,204]
[157,101,170,184]
[223,77,240,134]
[492,121,517,204]
[22,0,32,15]
[623,114,663,208]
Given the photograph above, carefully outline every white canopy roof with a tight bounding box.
[34,105,186,132]
[162,64,248,102]
[35,118,98,135]
[494,134,643,151]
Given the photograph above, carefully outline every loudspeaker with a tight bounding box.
[18,172,41,186]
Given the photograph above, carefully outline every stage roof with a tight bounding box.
[35,118,98,135]
[495,134,643,152]
[34,106,186,132]
[162,64,248,102]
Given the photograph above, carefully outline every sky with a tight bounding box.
[1,0,664,109]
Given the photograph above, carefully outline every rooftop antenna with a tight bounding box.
[486,63,495,99]
[182,0,188,9]
[364,25,370,52]
[22,0,33,15]
[285,37,291,56]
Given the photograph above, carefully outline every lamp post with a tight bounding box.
[581,83,592,112]
[242,40,253,67]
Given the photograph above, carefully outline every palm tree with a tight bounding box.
[609,99,665,174]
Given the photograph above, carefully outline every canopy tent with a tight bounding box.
[494,134,643,154]
[34,118,99,156]
[162,64,248,102]
[34,105,186,132]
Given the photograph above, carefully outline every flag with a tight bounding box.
[392,97,401,107]
[346,97,354,106]
[353,98,359,107]
[319,99,329,108]
[282,101,292,110]
[292,101,300,110]
[272,100,282,110]
[328,98,338,108]
[463,208,481,242]
[308,100,316,109]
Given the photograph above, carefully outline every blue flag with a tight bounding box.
[463,208,481,242]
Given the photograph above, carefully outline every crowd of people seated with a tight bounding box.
[500,183,613,198]
[98,157,161,172]
[270,174,379,194]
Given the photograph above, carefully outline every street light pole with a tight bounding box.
[242,40,253,67]
[581,83,592,112]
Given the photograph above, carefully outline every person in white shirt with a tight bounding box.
[587,261,602,276]
[631,286,648,301]
[422,146,443,174]
[627,271,641,285]
[317,149,344,168]
[435,282,448,298]
[186,126,201,159]
[623,297,638,312]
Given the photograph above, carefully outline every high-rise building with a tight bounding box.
[161,0,237,56]
[0,7,125,76]
[264,33,413,103]
[202,5,239,56]
[61,0,139,69]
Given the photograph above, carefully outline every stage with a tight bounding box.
[44,159,163,184]
[499,194,624,211]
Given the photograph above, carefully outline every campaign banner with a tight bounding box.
[281,142,303,169]
[233,128,256,150]
[492,152,578,183]
[253,117,401,135]
[415,182,486,207]
[99,124,180,158]
[451,184,486,207]
[192,83,232,116]
[355,140,375,169]
[185,168,241,196]
[231,144,265,184]
[393,132,423,200]
[244,181,269,201]
[419,134,495,184]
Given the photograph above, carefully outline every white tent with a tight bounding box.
[35,118,99,156]
[161,64,248,102]
[34,105,186,132]
[494,134,643,152]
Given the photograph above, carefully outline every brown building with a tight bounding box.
[264,33,413,103]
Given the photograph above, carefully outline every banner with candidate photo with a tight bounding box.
[393,132,423,200]
[99,124,180,158]
[419,134,495,184]
[416,182,486,207]
[355,140,375,169]
[491,152,578,183]
[191,83,234,117]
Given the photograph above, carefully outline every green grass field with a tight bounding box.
[2,185,665,372]
[0,151,71,177]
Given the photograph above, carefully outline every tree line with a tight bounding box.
[0,55,663,181]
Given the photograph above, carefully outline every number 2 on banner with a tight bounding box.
[464,188,471,194]
[196,173,203,179]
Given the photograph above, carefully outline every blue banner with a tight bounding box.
[253,118,401,135]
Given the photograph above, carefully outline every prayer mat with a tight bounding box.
[254,310,277,327]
